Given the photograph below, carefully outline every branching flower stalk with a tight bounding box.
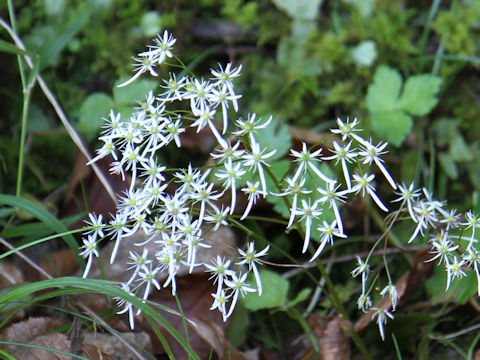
[80,31,480,347]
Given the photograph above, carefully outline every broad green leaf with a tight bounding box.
[370,111,412,147]
[426,267,477,305]
[226,303,249,346]
[28,103,50,132]
[141,11,162,36]
[351,40,377,67]
[449,134,473,162]
[399,74,442,116]
[255,120,292,160]
[113,78,157,105]
[366,65,402,113]
[287,287,311,307]
[77,93,114,141]
[438,152,458,179]
[242,269,289,310]
[271,0,322,20]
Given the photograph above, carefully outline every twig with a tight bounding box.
[282,245,424,279]
[0,236,53,280]
[0,17,118,206]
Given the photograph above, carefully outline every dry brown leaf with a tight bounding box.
[310,314,351,360]
[0,318,112,360]
[191,317,246,360]
[0,262,23,289]
[83,332,151,360]
[0,317,65,354]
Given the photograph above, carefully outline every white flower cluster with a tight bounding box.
[80,31,479,339]
[353,183,480,340]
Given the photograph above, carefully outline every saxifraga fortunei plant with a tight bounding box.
[81,31,480,340]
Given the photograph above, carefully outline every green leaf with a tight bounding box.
[255,120,292,160]
[366,65,402,113]
[399,74,442,116]
[271,0,322,20]
[0,195,82,266]
[242,269,289,310]
[438,152,458,179]
[370,111,412,147]
[449,134,473,162]
[351,40,377,67]
[36,3,91,69]
[0,39,32,56]
[287,287,312,307]
[113,78,157,105]
[78,93,114,141]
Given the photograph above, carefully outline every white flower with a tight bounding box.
[274,177,311,229]
[357,293,372,312]
[351,256,369,285]
[215,159,246,213]
[409,200,438,243]
[240,180,264,220]
[163,117,185,148]
[233,113,272,143]
[351,173,389,212]
[79,235,99,278]
[427,230,458,265]
[445,257,466,290]
[210,140,244,164]
[372,307,394,341]
[358,140,397,189]
[237,242,269,295]
[190,181,222,225]
[207,84,241,134]
[317,181,349,234]
[290,142,334,184]
[242,140,276,196]
[323,141,358,190]
[210,289,229,321]
[83,213,105,240]
[463,248,480,295]
[158,72,186,101]
[330,117,368,146]
[210,62,242,101]
[204,204,230,231]
[117,53,159,87]
[392,182,421,221]
[138,264,161,300]
[463,211,480,248]
[205,256,235,296]
[310,220,347,261]
[294,199,323,253]
[138,30,176,64]
[380,284,399,311]
[224,272,256,318]
[126,249,152,284]
[115,283,136,329]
